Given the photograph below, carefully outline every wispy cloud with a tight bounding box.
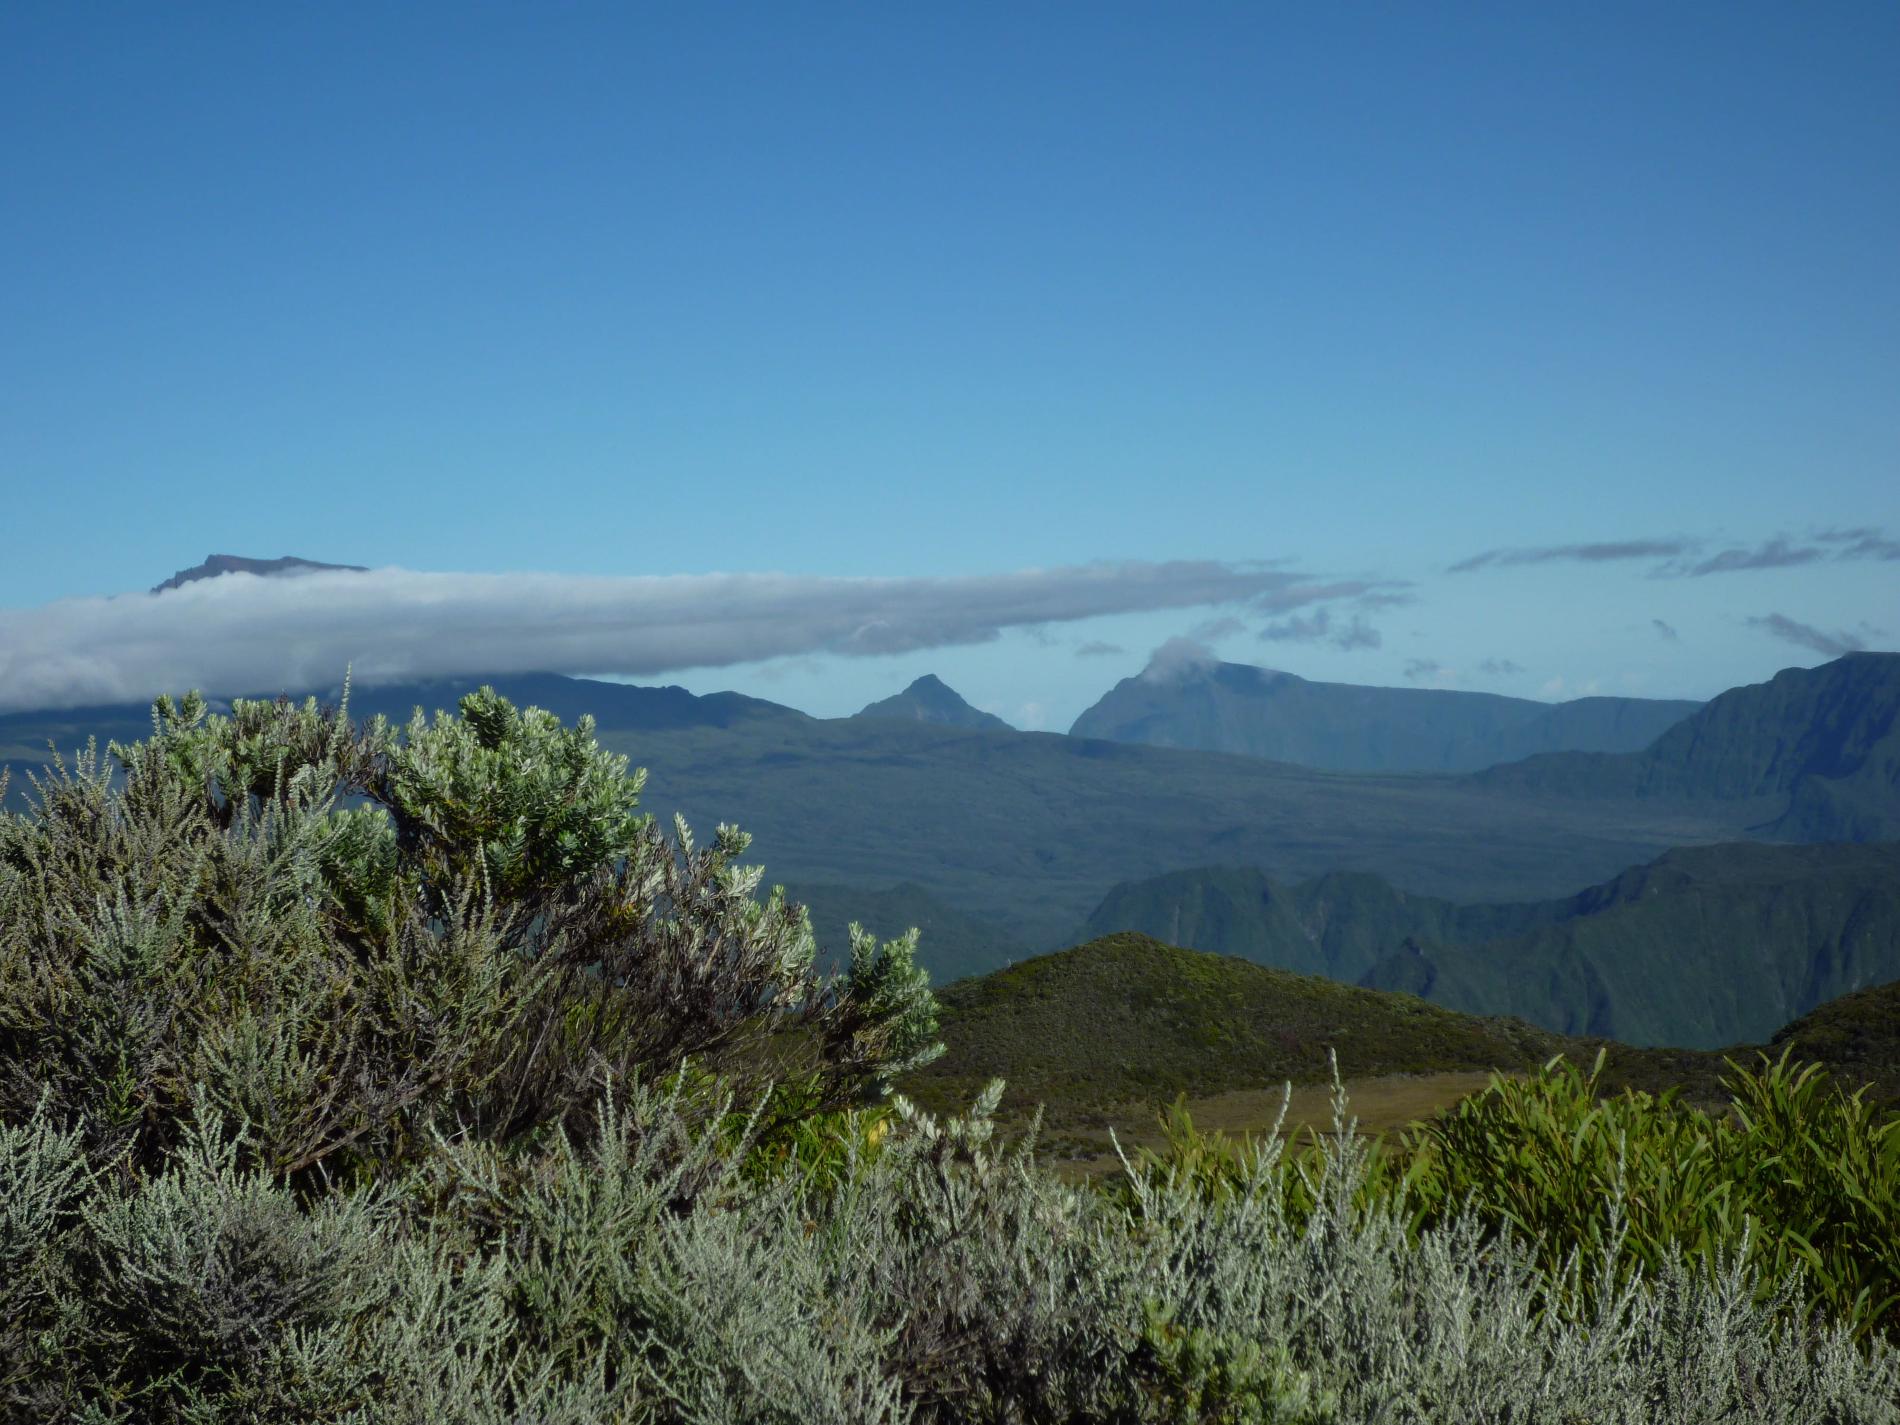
[1073,640,1124,658]
[1452,527,1900,578]
[1674,537,1823,577]
[0,560,1345,714]
[1651,618,1680,642]
[1351,589,1416,611]
[1402,658,1445,681]
[1448,539,1693,574]
[1140,636,1224,681]
[1258,608,1381,650]
[1818,528,1900,562]
[1190,615,1248,643]
[1477,658,1523,675]
[1253,579,1411,612]
[1745,613,1866,659]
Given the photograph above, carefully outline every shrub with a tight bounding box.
[0,684,940,1185]
[1404,1047,1900,1343]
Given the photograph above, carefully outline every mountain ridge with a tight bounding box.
[151,553,368,593]
[1069,659,1701,774]
[1476,652,1900,840]
[1081,841,1900,1048]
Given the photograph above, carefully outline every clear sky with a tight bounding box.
[2,4,1894,727]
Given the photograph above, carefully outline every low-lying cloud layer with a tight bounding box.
[0,561,1345,714]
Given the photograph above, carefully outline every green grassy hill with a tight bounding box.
[901,933,1900,1160]
[902,932,1563,1122]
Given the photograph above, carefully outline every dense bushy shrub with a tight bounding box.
[0,684,939,1186]
[1,690,1897,1421]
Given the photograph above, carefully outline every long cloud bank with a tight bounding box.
[0,561,1329,714]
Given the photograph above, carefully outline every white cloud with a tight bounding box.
[0,560,1340,714]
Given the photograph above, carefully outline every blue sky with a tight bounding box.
[2,4,1894,727]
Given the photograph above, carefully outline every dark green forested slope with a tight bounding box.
[1084,843,1900,1048]
[1478,653,1900,840]
[1068,659,1700,774]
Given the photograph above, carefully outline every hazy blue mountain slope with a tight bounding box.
[1478,654,1900,840]
[849,674,1011,731]
[1083,866,1564,984]
[1069,660,1699,774]
[0,671,1765,958]
[617,716,1753,953]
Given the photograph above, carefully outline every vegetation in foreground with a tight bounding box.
[0,687,1896,1422]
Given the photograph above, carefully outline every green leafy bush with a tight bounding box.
[1405,1048,1900,1343]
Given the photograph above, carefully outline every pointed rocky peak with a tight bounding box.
[852,675,1013,731]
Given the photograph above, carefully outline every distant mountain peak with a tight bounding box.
[152,554,368,594]
[852,674,1013,731]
